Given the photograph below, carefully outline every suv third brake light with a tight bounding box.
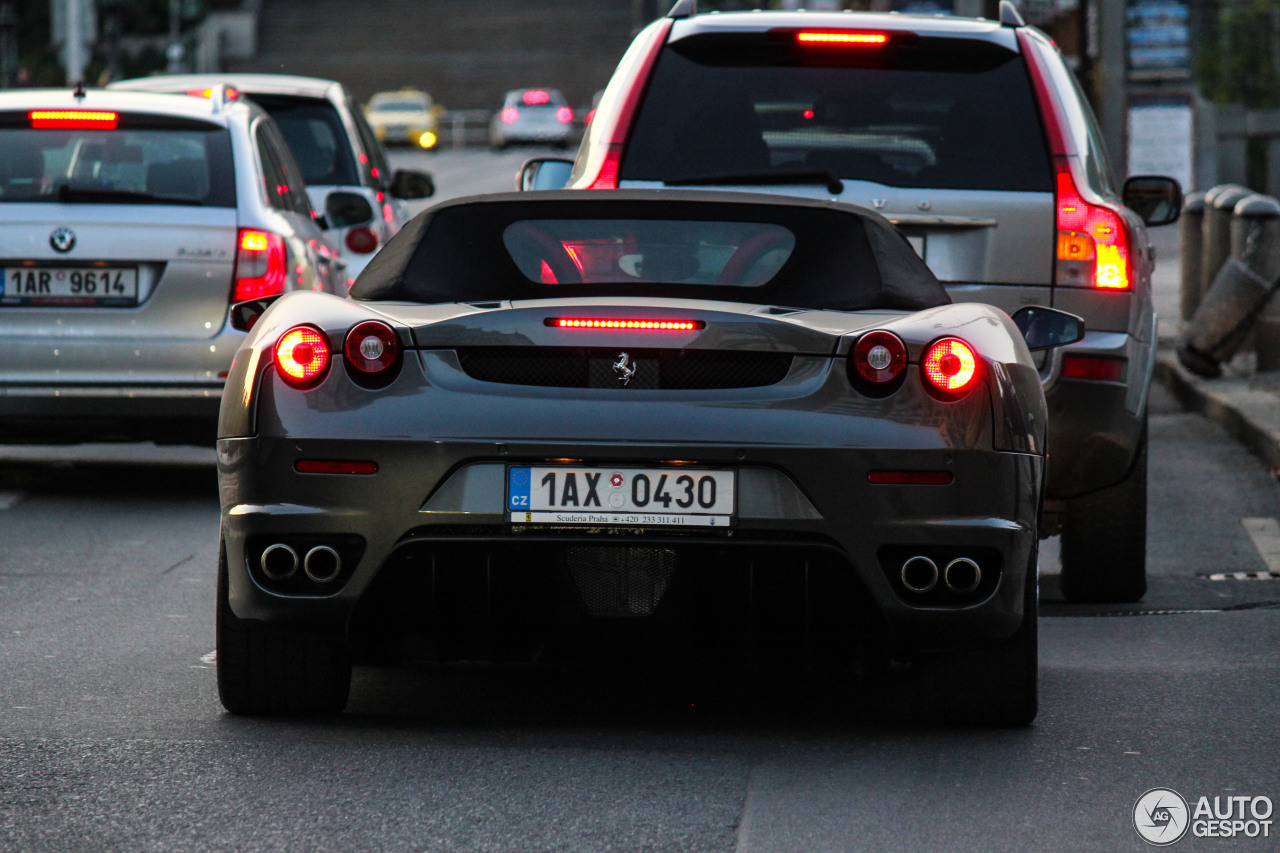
[795,31,888,46]
[233,229,287,302]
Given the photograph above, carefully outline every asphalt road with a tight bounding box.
[1,150,1278,852]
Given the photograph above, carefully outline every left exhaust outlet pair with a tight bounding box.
[259,543,342,583]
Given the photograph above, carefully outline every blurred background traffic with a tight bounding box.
[1,0,1275,199]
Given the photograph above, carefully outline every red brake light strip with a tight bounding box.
[547,318,704,331]
[796,31,888,45]
[29,110,118,129]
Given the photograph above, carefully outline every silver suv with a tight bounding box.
[0,86,348,444]
[111,74,436,281]
[525,1,1182,603]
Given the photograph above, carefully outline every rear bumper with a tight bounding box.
[218,433,1042,660]
[0,385,222,442]
[1041,326,1153,498]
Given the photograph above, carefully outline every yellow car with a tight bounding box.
[365,88,439,149]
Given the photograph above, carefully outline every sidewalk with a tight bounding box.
[1149,222,1280,470]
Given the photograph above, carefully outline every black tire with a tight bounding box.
[902,547,1038,726]
[216,539,351,715]
[1059,420,1148,603]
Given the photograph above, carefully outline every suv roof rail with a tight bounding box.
[667,0,697,18]
[998,0,1026,27]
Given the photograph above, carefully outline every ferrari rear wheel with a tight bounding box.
[1059,419,1148,604]
[216,538,352,715]
[901,547,1038,726]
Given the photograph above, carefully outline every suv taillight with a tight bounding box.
[233,229,287,302]
[1055,166,1131,290]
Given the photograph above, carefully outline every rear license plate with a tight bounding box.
[507,466,735,527]
[1,266,139,306]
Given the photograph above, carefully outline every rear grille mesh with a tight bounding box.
[455,347,793,389]
[567,546,676,617]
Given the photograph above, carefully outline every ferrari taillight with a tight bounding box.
[921,338,979,398]
[344,320,400,378]
[233,229,287,302]
[850,330,907,395]
[275,326,330,389]
[1055,165,1131,290]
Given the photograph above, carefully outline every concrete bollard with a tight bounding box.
[1233,195,1280,370]
[1180,193,1280,377]
[1179,192,1206,322]
[1200,184,1253,302]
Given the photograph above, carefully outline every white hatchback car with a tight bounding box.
[111,74,435,281]
[0,86,349,443]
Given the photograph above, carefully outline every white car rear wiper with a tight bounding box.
[665,170,844,195]
[53,184,204,206]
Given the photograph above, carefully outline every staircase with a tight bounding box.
[227,0,637,109]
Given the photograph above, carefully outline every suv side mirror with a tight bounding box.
[229,296,281,333]
[1011,306,1085,351]
[519,157,575,191]
[1123,175,1182,226]
[390,169,435,200]
[324,191,375,229]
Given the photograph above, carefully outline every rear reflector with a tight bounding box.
[295,459,378,475]
[547,318,705,330]
[345,226,379,254]
[796,31,889,46]
[868,471,954,485]
[29,110,117,129]
[1062,355,1124,381]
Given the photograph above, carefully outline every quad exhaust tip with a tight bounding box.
[304,545,342,583]
[900,556,938,594]
[260,543,299,581]
[944,557,982,594]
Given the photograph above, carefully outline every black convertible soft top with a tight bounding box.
[350,190,950,312]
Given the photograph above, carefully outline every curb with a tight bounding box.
[1154,343,1280,471]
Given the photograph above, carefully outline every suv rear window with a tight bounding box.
[0,112,235,206]
[248,94,361,187]
[622,33,1053,193]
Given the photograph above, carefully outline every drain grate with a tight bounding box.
[1202,571,1280,581]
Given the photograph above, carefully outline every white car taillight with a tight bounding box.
[233,229,287,302]
[1055,166,1132,290]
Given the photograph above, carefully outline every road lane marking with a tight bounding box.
[1242,517,1280,572]
[0,491,23,511]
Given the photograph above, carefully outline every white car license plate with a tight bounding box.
[507,466,735,527]
[1,266,139,305]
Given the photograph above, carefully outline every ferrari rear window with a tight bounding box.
[622,33,1053,192]
[502,219,796,287]
[0,113,235,206]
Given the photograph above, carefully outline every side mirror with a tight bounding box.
[229,296,281,333]
[518,157,574,191]
[324,191,375,229]
[1123,175,1182,226]
[1011,306,1085,351]
[390,169,435,200]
